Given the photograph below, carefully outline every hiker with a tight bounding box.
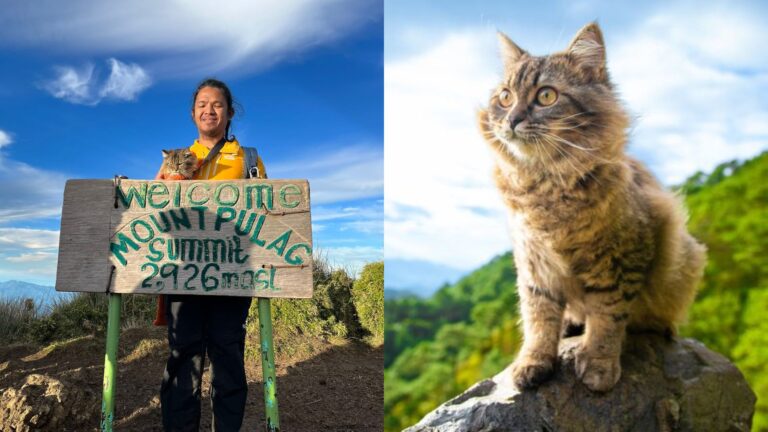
[156,78,266,431]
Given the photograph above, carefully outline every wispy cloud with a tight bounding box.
[0,130,11,148]
[314,201,383,235]
[0,130,66,284]
[42,58,151,105]
[99,58,151,101]
[610,7,768,183]
[0,228,60,283]
[270,145,383,205]
[0,0,378,78]
[0,159,68,222]
[318,246,383,276]
[6,251,57,263]
[0,228,60,250]
[385,31,510,270]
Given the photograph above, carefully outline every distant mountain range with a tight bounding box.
[384,259,468,297]
[0,280,74,310]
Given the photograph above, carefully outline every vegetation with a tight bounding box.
[353,261,385,346]
[385,151,768,432]
[0,293,156,345]
[1,257,385,360]
[0,297,42,343]
[680,151,768,431]
[385,253,519,431]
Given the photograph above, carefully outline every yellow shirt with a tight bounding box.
[189,139,267,180]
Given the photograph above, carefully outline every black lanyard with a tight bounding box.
[198,137,227,171]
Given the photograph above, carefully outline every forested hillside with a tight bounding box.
[384,152,768,432]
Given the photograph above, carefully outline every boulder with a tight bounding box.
[0,373,98,431]
[406,334,756,432]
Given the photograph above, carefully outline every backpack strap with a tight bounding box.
[243,146,261,179]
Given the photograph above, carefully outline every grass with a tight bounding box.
[0,256,384,353]
[0,297,40,344]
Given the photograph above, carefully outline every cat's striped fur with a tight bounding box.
[478,23,706,392]
[160,148,198,180]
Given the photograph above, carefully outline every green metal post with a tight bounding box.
[258,297,280,432]
[101,293,122,432]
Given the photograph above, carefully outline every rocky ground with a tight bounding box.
[0,326,383,431]
[406,333,756,432]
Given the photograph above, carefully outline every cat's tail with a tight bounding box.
[630,190,707,334]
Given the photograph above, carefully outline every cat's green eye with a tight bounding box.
[536,87,558,106]
[498,89,514,107]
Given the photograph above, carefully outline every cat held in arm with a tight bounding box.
[478,22,706,392]
[159,148,200,180]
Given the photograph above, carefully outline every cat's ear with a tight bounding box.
[497,31,525,67]
[567,22,606,73]
[161,149,170,158]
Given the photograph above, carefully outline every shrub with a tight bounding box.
[353,261,384,346]
[0,297,40,343]
[244,256,355,359]
[28,292,156,344]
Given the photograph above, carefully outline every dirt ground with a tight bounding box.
[0,326,383,431]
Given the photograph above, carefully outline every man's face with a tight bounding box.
[192,86,230,138]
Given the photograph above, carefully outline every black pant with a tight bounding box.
[160,295,252,432]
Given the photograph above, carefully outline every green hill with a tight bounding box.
[384,151,768,432]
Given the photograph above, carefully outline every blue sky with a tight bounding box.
[385,0,768,293]
[0,1,383,286]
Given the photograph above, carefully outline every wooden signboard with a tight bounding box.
[56,179,313,298]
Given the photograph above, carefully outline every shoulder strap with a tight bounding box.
[198,137,227,171]
[243,146,260,178]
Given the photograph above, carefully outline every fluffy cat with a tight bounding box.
[477,23,706,392]
[159,148,200,180]
[153,148,200,327]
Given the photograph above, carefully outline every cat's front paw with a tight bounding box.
[510,354,555,389]
[574,349,621,392]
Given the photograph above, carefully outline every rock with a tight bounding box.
[0,373,98,431]
[406,334,756,432]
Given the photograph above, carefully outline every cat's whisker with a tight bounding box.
[545,121,594,131]
[537,132,598,153]
[550,142,605,188]
[549,140,586,180]
[539,133,617,179]
[535,136,567,187]
[558,111,593,121]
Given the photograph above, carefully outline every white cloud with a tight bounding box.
[317,246,382,276]
[385,31,511,270]
[643,8,767,70]
[0,228,60,250]
[98,58,151,101]
[43,64,95,104]
[0,158,68,222]
[0,130,12,148]
[270,145,383,204]
[0,0,378,78]
[42,58,151,105]
[313,202,383,234]
[0,229,60,285]
[0,131,65,285]
[6,252,57,263]
[610,8,768,184]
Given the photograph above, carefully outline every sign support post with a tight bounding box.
[101,292,122,432]
[258,297,280,431]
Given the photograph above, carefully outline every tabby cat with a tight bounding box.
[153,148,200,327]
[159,148,199,180]
[478,23,706,392]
